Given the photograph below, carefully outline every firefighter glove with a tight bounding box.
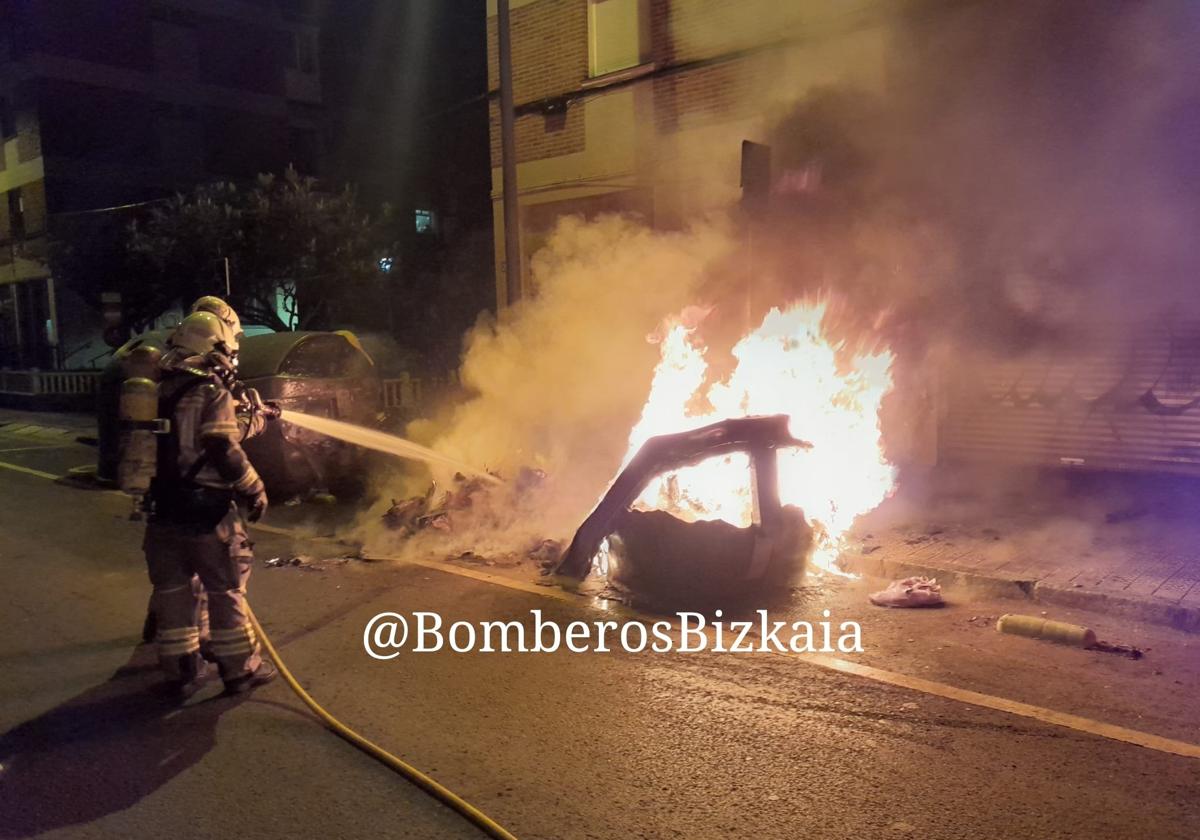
[242,488,269,523]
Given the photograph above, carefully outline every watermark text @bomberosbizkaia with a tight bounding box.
[363,609,864,659]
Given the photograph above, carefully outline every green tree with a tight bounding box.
[65,167,395,333]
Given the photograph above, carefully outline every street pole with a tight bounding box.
[497,0,522,307]
[10,282,22,368]
[46,275,60,369]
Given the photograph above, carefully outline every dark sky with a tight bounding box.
[317,0,490,224]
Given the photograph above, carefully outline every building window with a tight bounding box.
[414,209,437,235]
[588,0,647,78]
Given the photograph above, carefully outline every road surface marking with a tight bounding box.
[0,444,74,453]
[796,654,1200,759]
[390,553,1200,760]
[251,522,310,538]
[10,457,1200,760]
[0,458,61,481]
[392,555,581,604]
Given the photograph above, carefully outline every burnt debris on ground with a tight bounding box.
[382,468,563,568]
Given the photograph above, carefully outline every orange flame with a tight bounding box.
[621,300,896,575]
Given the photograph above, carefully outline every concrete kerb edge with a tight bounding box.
[840,553,1200,634]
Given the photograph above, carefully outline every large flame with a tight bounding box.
[621,300,896,575]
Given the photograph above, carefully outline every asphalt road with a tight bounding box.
[0,431,1197,839]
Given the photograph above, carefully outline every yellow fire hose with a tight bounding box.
[246,606,519,840]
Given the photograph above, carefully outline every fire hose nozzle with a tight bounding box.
[240,385,281,420]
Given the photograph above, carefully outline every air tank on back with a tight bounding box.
[99,329,379,498]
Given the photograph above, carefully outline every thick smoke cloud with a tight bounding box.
[365,1,1199,554]
[754,0,1200,353]
[396,215,734,543]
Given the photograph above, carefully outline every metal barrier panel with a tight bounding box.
[940,322,1200,476]
[0,371,38,395]
[381,375,424,410]
[0,370,101,396]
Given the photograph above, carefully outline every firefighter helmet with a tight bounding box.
[168,310,240,358]
[190,296,244,344]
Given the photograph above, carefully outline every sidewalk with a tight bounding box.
[843,465,1200,633]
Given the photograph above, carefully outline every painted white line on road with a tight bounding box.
[0,444,75,453]
[394,554,1200,760]
[0,458,61,481]
[251,522,310,538]
[796,654,1200,759]
[11,457,1200,761]
[394,555,582,604]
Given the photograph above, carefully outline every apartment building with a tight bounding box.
[0,0,322,368]
[485,0,888,308]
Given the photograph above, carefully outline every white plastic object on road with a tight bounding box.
[869,576,944,608]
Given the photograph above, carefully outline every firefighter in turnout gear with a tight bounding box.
[145,305,278,697]
[138,297,279,646]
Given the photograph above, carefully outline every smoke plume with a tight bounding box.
[366,0,1200,556]
[399,215,735,543]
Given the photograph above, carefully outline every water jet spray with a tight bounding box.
[280,411,502,484]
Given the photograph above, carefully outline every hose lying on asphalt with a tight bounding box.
[246,605,519,840]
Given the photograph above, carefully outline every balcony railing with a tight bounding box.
[0,369,101,396]
[380,372,458,412]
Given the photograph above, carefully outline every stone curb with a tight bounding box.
[842,552,1200,635]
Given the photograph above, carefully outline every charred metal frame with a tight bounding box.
[554,414,811,579]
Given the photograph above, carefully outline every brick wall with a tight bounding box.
[487,0,587,167]
[649,0,804,135]
[486,0,876,168]
[651,0,869,65]
[651,51,771,134]
[488,105,586,168]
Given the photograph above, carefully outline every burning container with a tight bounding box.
[604,507,811,611]
[556,415,814,611]
[237,331,378,497]
[98,330,379,496]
